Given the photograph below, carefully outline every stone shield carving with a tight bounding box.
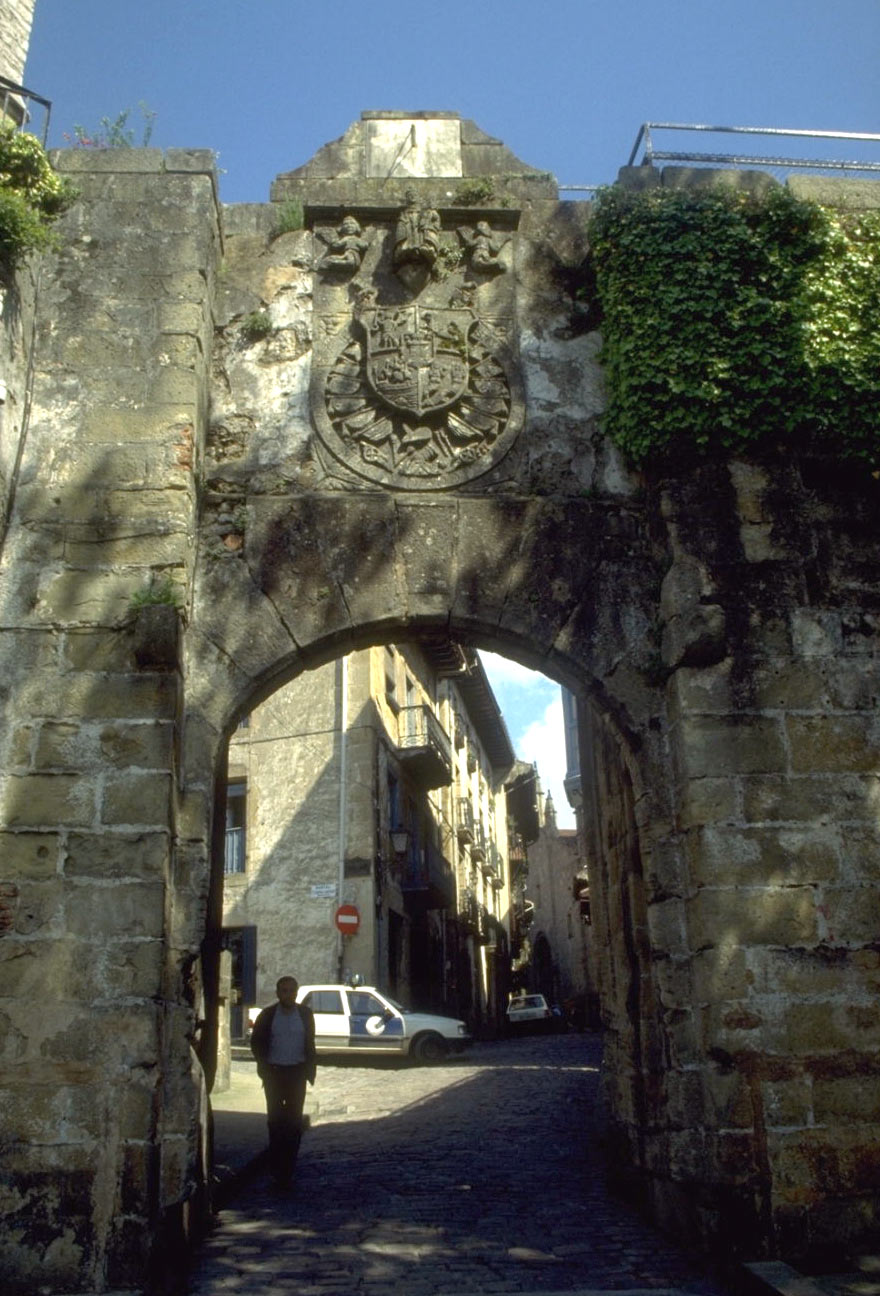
[312,300,523,489]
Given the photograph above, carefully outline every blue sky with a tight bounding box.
[478,653,575,829]
[24,1,880,204]
[21,0,877,825]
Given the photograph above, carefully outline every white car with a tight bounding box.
[506,992,559,1033]
[293,984,471,1063]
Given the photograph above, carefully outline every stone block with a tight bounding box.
[790,609,842,658]
[64,831,168,881]
[841,824,880,880]
[20,671,178,723]
[704,1068,754,1129]
[813,1074,880,1123]
[0,1080,104,1143]
[676,777,738,829]
[675,715,787,778]
[82,404,199,444]
[616,165,661,191]
[37,570,149,624]
[98,722,174,770]
[787,715,880,774]
[175,788,211,844]
[662,166,778,194]
[786,174,880,209]
[781,1001,880,1055]
[53,147,164,173]
[645,897,689,956]
[101,939,164,998]
[667,663,732,716]
[3,775,96,829]
[33,722,91,771]
[0,833,60,879]
[686,824,840,886]
[0,938,98,1002]
[64,881,165,940]
[158,302,206,335]
[749,660,835,711]
[820,885,880,945]
[692,946,754,1003]
[7,726,32,768]
[742,774,865,824]
[762,1076,813,1130]
[687,886,819,950]
[164,149,218,174]
[100,773,172,827]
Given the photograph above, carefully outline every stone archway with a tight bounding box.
[2,114,880,1293]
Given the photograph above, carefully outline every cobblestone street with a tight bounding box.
[187,1033,727,1295]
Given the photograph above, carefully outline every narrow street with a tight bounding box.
[187,1033,727,1295]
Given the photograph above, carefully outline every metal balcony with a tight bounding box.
[456,798,474,844]
[471,823,486,863]
[396,705,453,789]
[400,839,456,910]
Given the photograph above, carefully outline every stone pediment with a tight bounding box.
[272,109,553,188]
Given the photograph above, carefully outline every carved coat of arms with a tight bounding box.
[362,305,471,418]
[311,201,524,490]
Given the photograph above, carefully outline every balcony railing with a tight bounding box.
[0,75,51,141]
[456,798,474,844]
[396,704,453,789]
[400,838,456,909]
[471,823,486,862]
[224,827,245,875]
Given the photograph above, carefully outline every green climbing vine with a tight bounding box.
[0,125,75,263]
[588,184,880,467]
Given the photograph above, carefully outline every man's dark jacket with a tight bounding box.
[250,1001,317,1085]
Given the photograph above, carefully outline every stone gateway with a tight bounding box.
[1,112,879,1293]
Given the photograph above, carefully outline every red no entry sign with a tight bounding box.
[334,903,360,934]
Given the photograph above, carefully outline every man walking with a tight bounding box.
[250,976,317,1186]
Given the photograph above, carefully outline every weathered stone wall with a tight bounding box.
[656,458,880,1259]
[0,148,221,1293]
[0,119,878,1292]
[0,0,36,86]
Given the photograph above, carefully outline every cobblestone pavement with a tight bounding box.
[188,1033,727,1296]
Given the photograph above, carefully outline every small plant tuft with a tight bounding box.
[65,103,157,150]
[129,576,181,612]
[452,178,495,207]
[273,198,304,235]
[240,310,272,343]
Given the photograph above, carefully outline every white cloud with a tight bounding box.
[517,695,575,829]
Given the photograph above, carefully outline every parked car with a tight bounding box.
[506,992,563,1034]
[249,984,471,1063]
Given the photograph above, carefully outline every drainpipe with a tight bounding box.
[335,653,349,982]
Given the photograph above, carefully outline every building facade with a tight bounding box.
[221,641,524,1035]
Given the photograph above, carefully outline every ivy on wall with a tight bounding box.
[588,184,880,467]
[0,125,75,263]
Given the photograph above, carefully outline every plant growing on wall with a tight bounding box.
[0,125,75,262]
[588,184,880,467]
[64,102,157,149]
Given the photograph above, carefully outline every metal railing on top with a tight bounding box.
[628,122,880,177]
[0,75,51,143]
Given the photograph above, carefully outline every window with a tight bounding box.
[385,647,398,710]
[303,990,344,1014]
[348,991,387,1017]
[224,781,246,874]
